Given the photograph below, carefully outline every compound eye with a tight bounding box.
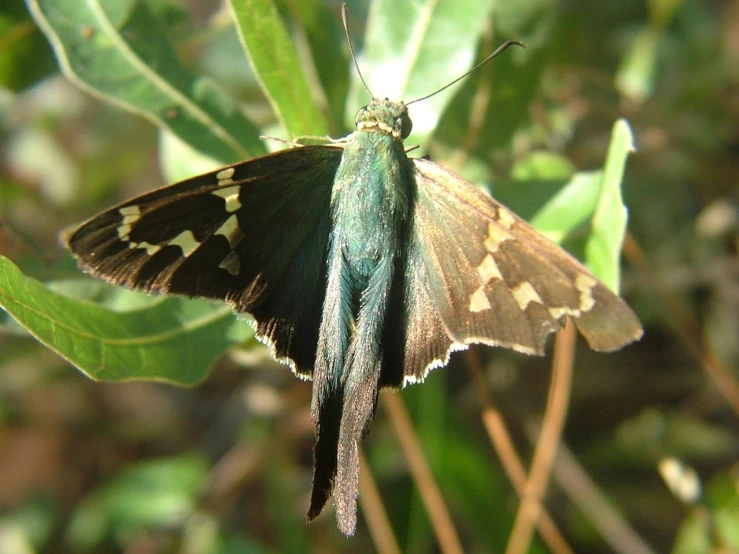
[400,111,413,139]
[355,106,368,128]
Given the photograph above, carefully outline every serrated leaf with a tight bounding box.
[0,256,251,385]
[26,0,264,162]
[347,0,496,142]
[228,0,328,136]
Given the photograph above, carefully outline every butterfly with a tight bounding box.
[65,30,643,536]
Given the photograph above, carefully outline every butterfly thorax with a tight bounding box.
[324,97,413,279]
[330,130,412,281]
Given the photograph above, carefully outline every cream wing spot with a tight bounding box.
[548,306,575,320]
[117,207,141,242]
[477,254,503,284]
[470,286,492,312]
[497,207,515,229]
[117,225,132,240]
[544,274,601,320]
[219,251,241,276]
[215,214,245,248]
[575,273,598,312]
[212,185,242,213]
[136,241,161,255]
[168,230,200,257]
[216,167,235,186]
[216,169,235,186]
[511,281,544,311]
[484,221,512,253]
[128,241,162,255]
[119,206,141,216]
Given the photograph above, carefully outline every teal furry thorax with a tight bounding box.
[332,131,411,280]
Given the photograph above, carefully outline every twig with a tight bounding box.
[623,233,739,416]
[358,447,401,554]
[384,393,464,554]
[546,440,656,554]
[505,319,576,554]
[465,350,574,554]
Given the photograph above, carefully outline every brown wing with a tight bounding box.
[388,157,643,384]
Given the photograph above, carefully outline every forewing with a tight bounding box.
[401,157,642,383]
[66,145,344,377]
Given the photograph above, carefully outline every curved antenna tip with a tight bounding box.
[406,40,526,106]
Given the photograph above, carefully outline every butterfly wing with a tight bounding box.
[389,157,643,384]
[66,145,344,378]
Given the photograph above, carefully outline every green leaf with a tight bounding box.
[26,0,264,162]
[104,455,208,524]
[348,0,496,142]
[0,2,57,90]
[615,27,660,103]
[510,151,576,181]
[289,0,350,133]
[158,128,225,185]
[585,119,635,292]
[497,122,633,287]
[670,469,739,554]
[0,256,251,384]
[435,0,554,152]
[530,170,602,244]
[66,455,209,550]
[228,0,328,136]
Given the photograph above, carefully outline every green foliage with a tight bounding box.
[6,0,631,389]
[26,0,264,162]
[229,0,328,136]
[65,455,209,550]
[0,256,251,384]
[1,0,735,552]
[586,120,635,292]
[346,0,497,142]
[0,1,57,90]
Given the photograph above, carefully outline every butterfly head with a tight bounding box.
[354,98,412,141]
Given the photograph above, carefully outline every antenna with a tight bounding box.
[405,40,525,106]
[341,4,373,98]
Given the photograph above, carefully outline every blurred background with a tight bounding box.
[1,0,737,552]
